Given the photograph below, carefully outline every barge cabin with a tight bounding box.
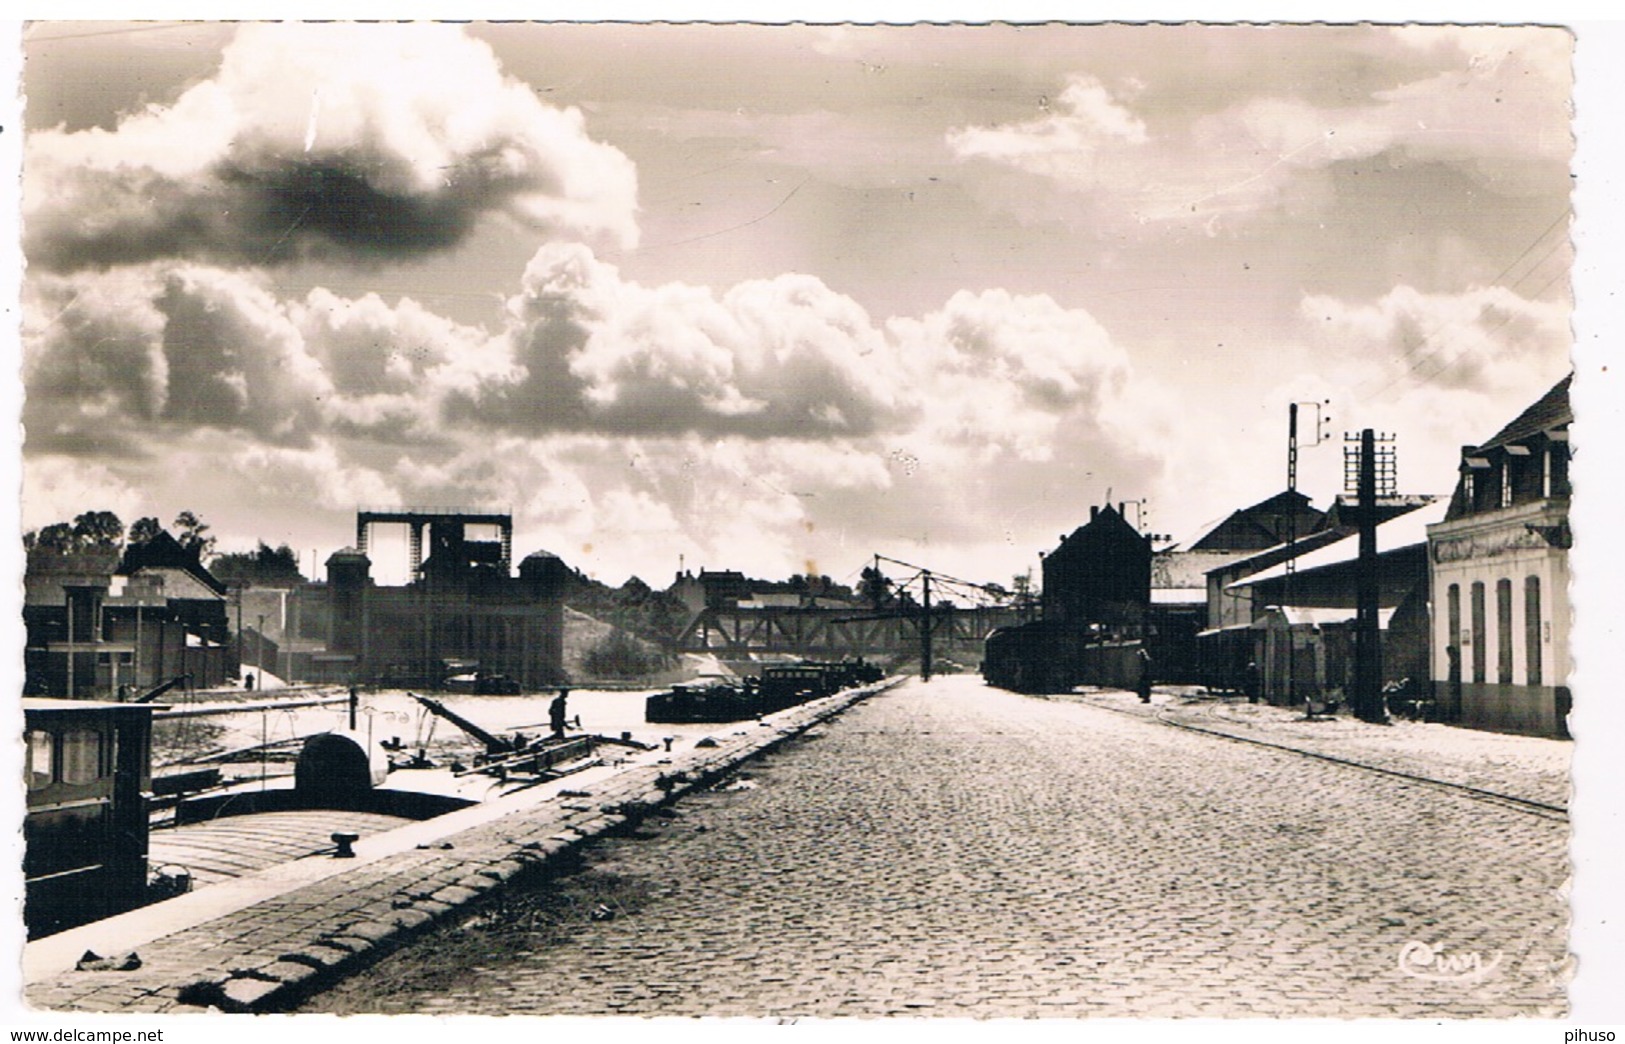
[23,698,157,939]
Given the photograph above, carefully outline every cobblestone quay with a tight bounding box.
[306,675,1570,1018]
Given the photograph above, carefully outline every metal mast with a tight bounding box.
[1285,401,1328,705]
[1286,404,1300,705]
[1345,428,1396,723]
[921,570,933,683]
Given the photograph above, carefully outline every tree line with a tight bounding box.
[23,509,306,586]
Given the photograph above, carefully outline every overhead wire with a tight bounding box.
[1347,206,1572,409]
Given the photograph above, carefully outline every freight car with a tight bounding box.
[983,620,1157,696]
[981,619,1079,694]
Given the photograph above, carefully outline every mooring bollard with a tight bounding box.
[331,832,360,858]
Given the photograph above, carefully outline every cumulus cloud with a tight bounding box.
[888,288,1135,461]
[24,22,639,272]
[23,264,499,453]
[1300,284,1571,397]
[23,270,172,439]
[949,28,1571,230]
[460,243,909,438]
[947,74,1148,184]
[446,244,1163,495]
[21,458,146,534]
[231,438,405,512]
[288,287,516,442]
[1200,284,1575,509]
[24,215,1168,580]
[24,265,333,450]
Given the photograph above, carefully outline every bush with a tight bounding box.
[583,629,669,679]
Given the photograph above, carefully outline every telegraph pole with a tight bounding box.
[133,597,142,694]
[65,592,74,700]
[1285,401,1328,705]
[921,570,933,682]
[873,553,990,683]
[1286,404,1300,706]
[1347,428,1395,723]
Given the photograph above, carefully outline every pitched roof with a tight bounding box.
[119,531,229,595]
[1228,496,1449,588]
[1204,526,1352,581]
[1477,372,1572,451]
[1054,503,1142,550]
[1152,550,1247,589]
[1271,606,1399,629]
[127,566,227,603]
[25,547,121,577]
[1187,489,1325,552]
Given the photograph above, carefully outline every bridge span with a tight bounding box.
[670,604,1030,662]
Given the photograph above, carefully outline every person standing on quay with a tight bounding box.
[549,688,571,739]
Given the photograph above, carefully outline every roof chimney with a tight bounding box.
[1090,505,1099,520]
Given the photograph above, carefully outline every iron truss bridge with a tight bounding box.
[671,604,1030,660]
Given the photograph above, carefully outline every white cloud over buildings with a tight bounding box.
[947,25,1571,234]
[19,22,1574,585]
[23,23,640,272]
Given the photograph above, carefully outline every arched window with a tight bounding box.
[1525,576,1543,687]
[1496,579,1514,685]
[1447,583,1461,660]
[1470,582,1487,684]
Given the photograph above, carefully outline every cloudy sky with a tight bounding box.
[17,21,1576,588]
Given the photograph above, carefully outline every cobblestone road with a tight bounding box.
[305,676,1570,1018]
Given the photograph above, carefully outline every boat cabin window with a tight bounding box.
[26,730,53,791]
[60,729,103,786]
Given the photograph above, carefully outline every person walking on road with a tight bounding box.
[549,688,571,739]
[1136,647,1154,704]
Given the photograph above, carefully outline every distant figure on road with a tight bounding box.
[1244,660,1261,704]
[549,688,571,738]
[1136,648,1153,704]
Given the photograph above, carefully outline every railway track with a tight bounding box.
[1079,695,1568,822]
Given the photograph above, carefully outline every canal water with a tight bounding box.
[154,687,728,785]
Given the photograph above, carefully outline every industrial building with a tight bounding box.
[22,530,234,698]
[313,509,574,690]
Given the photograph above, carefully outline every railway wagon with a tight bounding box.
[982,619,1081,694]
[23,698,158,938]
[985,618,1165,696]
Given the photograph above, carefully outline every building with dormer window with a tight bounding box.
[22,531,234,698]
[1426,374,1572,738]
